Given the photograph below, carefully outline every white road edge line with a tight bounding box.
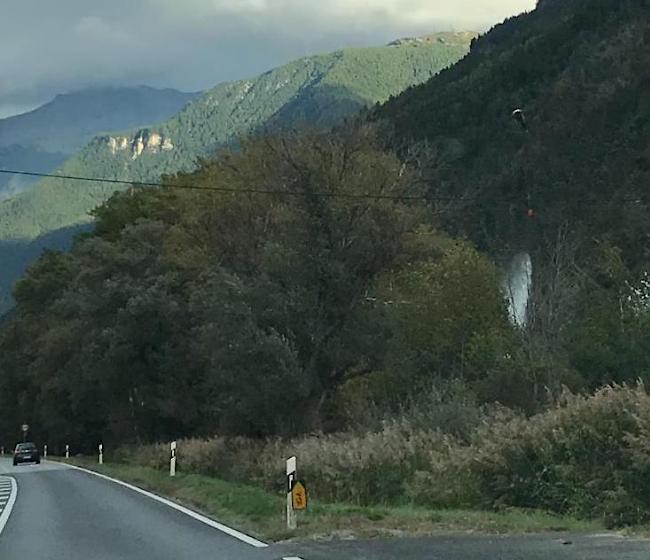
[0,477,17,536]
[283,557,305,560]
[49,461,268,548]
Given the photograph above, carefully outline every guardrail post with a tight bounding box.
[170,441,177,477]
[286,456,297,530]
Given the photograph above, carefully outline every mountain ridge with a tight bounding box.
[0,86,198,199]
[0,86,198,154]
[0,33,475,241]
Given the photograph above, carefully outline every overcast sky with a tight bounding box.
[0,0,536,118]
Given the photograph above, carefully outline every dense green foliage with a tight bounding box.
[0,225,87,312]
[0,36,473,314]
[0,128,509,447]
[379,0,650,255]
[374,0,650,392]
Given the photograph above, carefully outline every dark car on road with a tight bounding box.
[13,442,40,465]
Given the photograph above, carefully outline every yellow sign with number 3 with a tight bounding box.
[291,481,307,510]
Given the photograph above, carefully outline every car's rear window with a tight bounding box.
[17,443,36,450]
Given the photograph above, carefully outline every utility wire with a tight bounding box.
[0,168,647,206]
[0,168,458,202]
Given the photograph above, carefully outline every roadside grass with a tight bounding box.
[58,457,603,542]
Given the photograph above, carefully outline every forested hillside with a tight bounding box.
[0,128,511,444]
[0,34,473,243]
[375,0,650,391]
[0,34,473,314]
[378,0,649,257]
[0,87,197,197]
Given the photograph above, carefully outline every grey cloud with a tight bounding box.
[0,0,535,116]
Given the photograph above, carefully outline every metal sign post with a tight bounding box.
[21,424,29,442]
[170,441,177,477]
[286,456,297,530]
[98,443,103,465]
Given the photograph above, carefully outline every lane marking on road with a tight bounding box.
[51,462,268,548]
[0,476,17,537]
[283,557,305,560]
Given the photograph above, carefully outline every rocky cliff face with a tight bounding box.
[105,130,174,159]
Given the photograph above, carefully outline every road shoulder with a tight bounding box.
[59,458,603,543]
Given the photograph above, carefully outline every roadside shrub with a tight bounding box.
[335,377,493,441]
[116,421,451,505]
[461,384,650,526]
[250,421,451,505]
[117,436,266,482]
[115,385,650,526]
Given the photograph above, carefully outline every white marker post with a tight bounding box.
[286,456,297,530]
[43,445,47,459]
[1,447,4,456]
[170,441,177,477]
[65,444,70,459]
[98,443,103,465]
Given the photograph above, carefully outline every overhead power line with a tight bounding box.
[0,168,647,207]
[0,168,455,202]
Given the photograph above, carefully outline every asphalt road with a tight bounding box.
[277,533,650,560]
[0,458,271,560]
[1,457,650,560]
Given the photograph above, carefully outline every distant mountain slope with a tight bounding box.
[376,0,650,261]
[0,86,197,154]
[0,33,474,243]
[0,145,66,199]
[0,86,198,197]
